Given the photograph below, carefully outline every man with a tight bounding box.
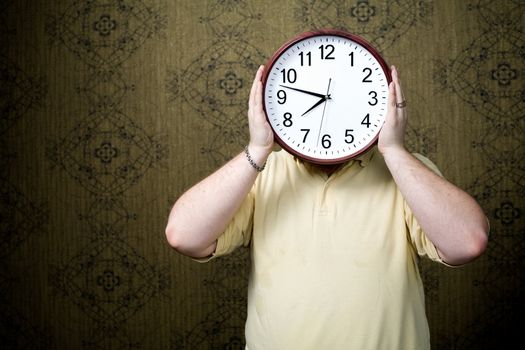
[165,65,489,349]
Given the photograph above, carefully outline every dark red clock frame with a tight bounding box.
[262,29,392,164]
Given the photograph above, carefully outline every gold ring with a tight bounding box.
[396,100,407,108]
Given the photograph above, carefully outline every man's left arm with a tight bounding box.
[379,66,489,266]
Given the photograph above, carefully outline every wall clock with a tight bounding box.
[262,29,392,164]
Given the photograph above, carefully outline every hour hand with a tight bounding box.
[279,85,326,99]
[301,96,328,116]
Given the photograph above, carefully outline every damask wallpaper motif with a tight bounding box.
[1,0,523,349]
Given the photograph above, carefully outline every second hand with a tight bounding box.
[316,78,332,147]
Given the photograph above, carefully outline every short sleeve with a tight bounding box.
[404,153,447,265]
[193,189,255,263]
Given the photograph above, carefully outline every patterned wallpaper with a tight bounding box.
[1,0,523,349]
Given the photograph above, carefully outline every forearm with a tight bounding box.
[165,147,269,258]
[166,65,273,258]
[383,148,488,265]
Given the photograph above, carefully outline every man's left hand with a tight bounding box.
[378,65,407,156]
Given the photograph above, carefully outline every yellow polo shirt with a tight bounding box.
[206,147,445,350]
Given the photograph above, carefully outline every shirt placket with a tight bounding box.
[318,176,335,216]
[316,161,358,216]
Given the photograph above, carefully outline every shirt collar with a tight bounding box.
[293,146,376,174]
[354,146,375,167]
[336,146,375,171]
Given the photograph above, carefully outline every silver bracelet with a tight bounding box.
[244,146,266,172]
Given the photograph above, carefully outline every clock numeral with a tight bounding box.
[322,134,332,149]
[283,112,293,127]
[277,90,287,104]
[349,51,354,67]
[362,68,372,83]
[301,128,310,143]
[280,68,297,83]
[361,114,371,128]
[368,91,378,106]
[299,51,312,66]
[319,44,335,60]
[345,129,354,144]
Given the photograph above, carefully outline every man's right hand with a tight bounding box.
[247,66,274,163]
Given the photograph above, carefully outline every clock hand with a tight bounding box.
[316,78,332,147]
[279,85,327,99]
[301,96,328,116]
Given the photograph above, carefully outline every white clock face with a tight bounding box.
[263,33,390,164]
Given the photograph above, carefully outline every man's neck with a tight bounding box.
[311,163,345,177]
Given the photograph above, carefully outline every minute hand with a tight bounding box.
[279,85,327,98]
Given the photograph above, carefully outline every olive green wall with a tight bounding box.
[1,0,523,348]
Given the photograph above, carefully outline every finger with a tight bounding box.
[388,81,396,109]
[255,80,263,109]
[249,65,264,108]
[257,65,264,79]
[391,65,405,104]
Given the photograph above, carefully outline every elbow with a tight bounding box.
[165,223,212,258]
[459,225,489,263]
[165,205,193,253]
[165,225,194,255]
[459,214,490,262]
[165,218,189,252]
[165,224,181,251]
[465,228,488,260]
[441,225,489,266]
[468,216,490,259]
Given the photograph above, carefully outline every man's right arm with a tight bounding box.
[165,66,273,259]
